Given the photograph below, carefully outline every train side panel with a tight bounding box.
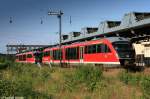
[83,39,120,65]
[42,48,51,64]
[26,52,35,63]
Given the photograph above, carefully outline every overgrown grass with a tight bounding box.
[0,63,52,98]
[0,60,149,99]
[0,62,11,69]
[0,54,14,62]
[64,66,103,92]
[119,70,142,85]
[0,55,14,69]
[119,70,150,99]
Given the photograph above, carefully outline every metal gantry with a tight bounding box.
[48,10,63,66]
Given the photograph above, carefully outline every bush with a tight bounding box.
[0,57,6,63]
[0,61,13,70]
[0,62,54,98]
[64,66,103,92]
[75,66,102,81]
[0,63,8,69]
[0,79,14,97]
[0,79,51,98]
[0,55,15,64]
[14,79,33,97]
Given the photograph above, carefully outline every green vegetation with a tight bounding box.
[0,57,150,99]
[0,63,52,98]
[0,54,14,69]
[64,66,103,92]
[119,70,150,99]
[0,54,15,63]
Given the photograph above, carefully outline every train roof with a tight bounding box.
[16,37,131,54]
[106,37,129,43]
[44,37,130,50]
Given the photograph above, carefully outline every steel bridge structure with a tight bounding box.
[62,12,150,44]
[6,44,49,54]
[6,12,150,54]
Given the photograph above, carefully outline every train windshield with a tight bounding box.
[112,42,134,58]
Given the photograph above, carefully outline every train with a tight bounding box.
[15,37,136,67]
[15,12,150,68]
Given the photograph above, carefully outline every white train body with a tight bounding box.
[133,40,150,66]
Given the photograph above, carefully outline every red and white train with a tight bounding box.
[15,37,135,67]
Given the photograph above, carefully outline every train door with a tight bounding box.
[80,47,84,63]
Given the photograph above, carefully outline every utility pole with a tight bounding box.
[48,10,63,67]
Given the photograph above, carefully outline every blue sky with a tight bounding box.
[0,0,150,53]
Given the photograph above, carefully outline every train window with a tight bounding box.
[27,54,32,58]
[85,44,111,54]
[85,46,88,54]
[44,51,50,56]
[65,47,79,60]
[113,43,132,51]
[19,55,22,61]
[112,42,134,58]
[96,44,102,53]
[22,55,26,61]
[101,44,111,53]
[90,45,96,53]
[53,49,62,60]
[85,44,110,54]
[87,46,91,53]
[85,44,97,54]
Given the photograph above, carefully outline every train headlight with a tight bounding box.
[126,55,129,58]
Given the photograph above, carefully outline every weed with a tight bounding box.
[64,65,103,92]
[141,76,150,99]
[0,79,14,97]
[0,61,13,70]
[64,74,76,92]
[119,70,150,99]
[118,70,142,85]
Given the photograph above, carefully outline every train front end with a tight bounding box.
[110,37,135,66]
